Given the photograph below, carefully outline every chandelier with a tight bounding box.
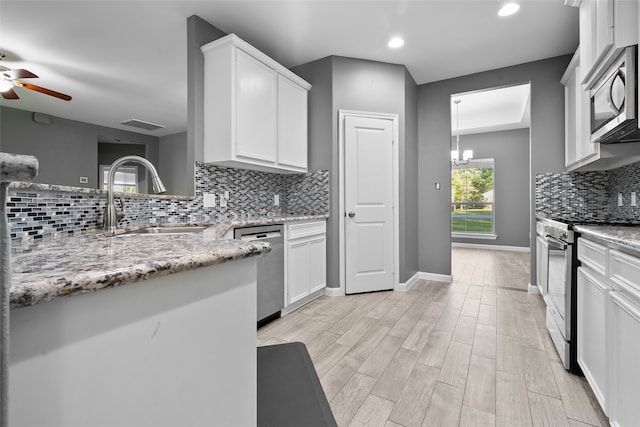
[451,99,473,166]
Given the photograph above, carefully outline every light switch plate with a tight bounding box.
[632,192,637,207]
[618,193,624,206]
[220,193,228,208]
[274,194,280,206]
[203,193,216,208]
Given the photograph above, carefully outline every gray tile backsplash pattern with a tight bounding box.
[536,161,640,221]
[7,162,329,244]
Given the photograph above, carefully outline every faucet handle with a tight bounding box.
[116,197,126,221]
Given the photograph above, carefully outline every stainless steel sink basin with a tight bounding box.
[117,226,207,236]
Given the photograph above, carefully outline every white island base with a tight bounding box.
[9,258,257,427]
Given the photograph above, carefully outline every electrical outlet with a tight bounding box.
[220,193,228,208]
[203,193,216,208]
[79,176,88,184]
[274,194,280,206]
[632,192,637,207]
[618,193,624,206]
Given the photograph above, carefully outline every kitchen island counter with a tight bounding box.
[10,226,271,309]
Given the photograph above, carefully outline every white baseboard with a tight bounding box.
[419,272,454,283]
[452,242,530,252]
[324,286,344,297]
[395,272,421,292]
[528,283,541,294]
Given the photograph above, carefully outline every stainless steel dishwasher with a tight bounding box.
[234,224,284,326]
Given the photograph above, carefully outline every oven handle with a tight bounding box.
[544,234,568,250]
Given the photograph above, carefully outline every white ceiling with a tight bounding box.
[0,0,578,138]
[452,83,531,135]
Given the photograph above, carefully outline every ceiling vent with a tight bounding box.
[119,119,166,131]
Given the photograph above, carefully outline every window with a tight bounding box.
[101,165,138,193]
[451,158,495,238]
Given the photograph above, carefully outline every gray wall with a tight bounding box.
[451,128,530,248]
[293,56,419,287]
[1,106,159,190]
[159,131,189,196]
[403,69,419,282]
[186,15,227,196]
[418,55,570,283]
[98,142,149,193]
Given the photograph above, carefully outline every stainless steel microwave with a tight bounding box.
[590,46,640,144]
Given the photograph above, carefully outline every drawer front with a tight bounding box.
[287,220,326,240]
[608,250,640,302]
[578,237,608,276]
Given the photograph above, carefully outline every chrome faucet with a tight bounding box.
[103,155,166,231]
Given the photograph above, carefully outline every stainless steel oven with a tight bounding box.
[539,218,581,374]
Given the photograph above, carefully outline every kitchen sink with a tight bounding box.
[117,226,208,236]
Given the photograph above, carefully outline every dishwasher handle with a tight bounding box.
[239,231,282,242]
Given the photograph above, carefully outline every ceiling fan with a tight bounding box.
[0,60,71,101]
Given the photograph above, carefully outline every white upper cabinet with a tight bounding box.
[578,0,638,86]
[562,49,599,171]
[277,74,308,170]
[201,34,311,174]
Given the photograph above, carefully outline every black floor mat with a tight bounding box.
[257,342,338,427]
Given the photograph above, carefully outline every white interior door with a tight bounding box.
[345,115,395,294]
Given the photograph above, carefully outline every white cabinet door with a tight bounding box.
[564,63,578,168]
[577,267,611,412]
[579,0,638,85]
[286,239,311,305]
[285,221,326,309]
[594,0,615,65]
[307,236,327,293]
[563,49,599,171]
[277,74,308,171]
[235,49,277,164]
[607,290,640,427]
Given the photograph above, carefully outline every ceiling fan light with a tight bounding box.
[0,79,13,92]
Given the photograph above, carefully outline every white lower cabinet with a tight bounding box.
[576,266,611,411]
[607,290,640,427]
[285,220,326,312]
[577,237,640,426]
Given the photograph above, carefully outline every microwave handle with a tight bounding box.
[607,70,625,114]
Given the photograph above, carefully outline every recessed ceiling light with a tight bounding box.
[498,2,520,17]
[388,37,404,49]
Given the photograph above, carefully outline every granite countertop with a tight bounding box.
[10,215,328,309]
[574,224,640,256]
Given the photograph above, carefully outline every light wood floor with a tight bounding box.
[257,248,608,427]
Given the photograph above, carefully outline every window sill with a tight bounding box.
[452,233,498,240]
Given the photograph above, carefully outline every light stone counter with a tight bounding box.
[574,224,640,256]
[10,214,327,309]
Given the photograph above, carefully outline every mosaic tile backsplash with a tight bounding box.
[7,162,329,244]
[536,161,640,221]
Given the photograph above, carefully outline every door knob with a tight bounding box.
[348,212,356,218]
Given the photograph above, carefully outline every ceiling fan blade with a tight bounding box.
[17,82,71,101]
[1,88,20,99]
[3,69,38,79]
